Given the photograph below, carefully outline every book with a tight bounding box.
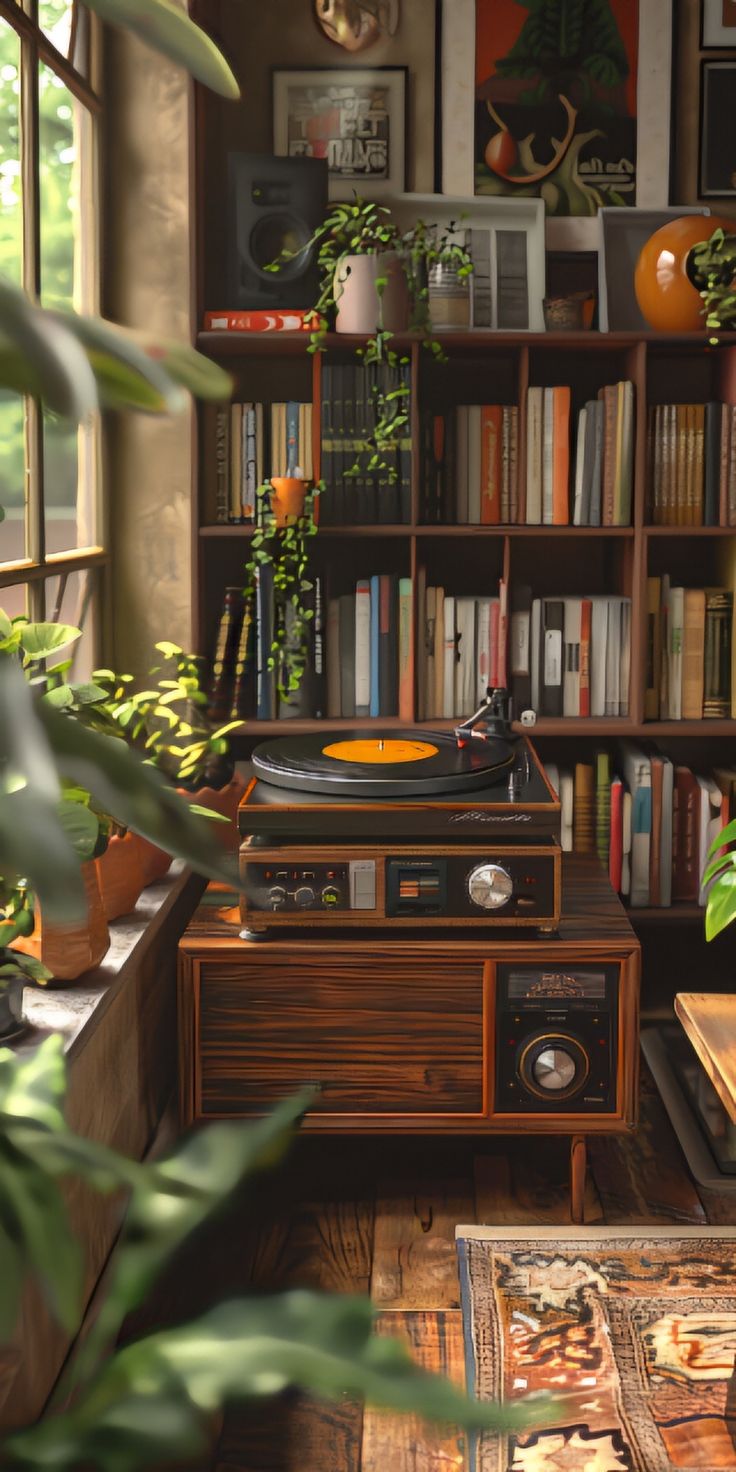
[673,765,700,902]
[541,598,564,716]
[203,309,317,332]
[480,405,502,523]
[609,775,624,892]
[510,583,532,717]
[229,591,256,720]
[525,387,543,525]
[433,586,445,720]
[620,743,652,907]
[468,405,482,523]
[562,597,582,717]
[456,407,469,524]
[573,763,595,853]
[379,574,398,717]
[552,386,571,525]
[369,573,381,719]
[595,750,611,866]
[255,563,275,720]
[398,577,414,722]
[442,596,456,719]
[326,597,341,718]
[214,406,230,524]
[339,594,356,717]
[455,596,476,716]
[354,579,371,717]
[682,587,706,719]
[644,576,662,720]
[208,586,244,722]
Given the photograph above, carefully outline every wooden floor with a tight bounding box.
[133,1063,735,1472]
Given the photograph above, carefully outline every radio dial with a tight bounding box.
[268,885,287,908]
[467,862,513,910]
[518,1033,589,1100]
[533,1047,577,1093]
[294,885,316,908]
[321,885,340,907]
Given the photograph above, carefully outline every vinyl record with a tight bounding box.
[251,729,515,797]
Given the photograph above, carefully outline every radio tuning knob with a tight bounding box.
[294,885,316,909]
[533,1047,577,1092]
[268,885,287,908]
[467,862,513,910]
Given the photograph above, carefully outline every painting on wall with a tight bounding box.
[700,61,736,195]
[474,0,639,219]
[702,0,736,48]
[273,65,407,198]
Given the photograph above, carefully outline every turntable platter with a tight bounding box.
[251,729,515,797]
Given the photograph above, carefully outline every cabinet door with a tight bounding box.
[194,949,485,1119]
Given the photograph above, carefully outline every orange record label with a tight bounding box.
[322,739,439,765]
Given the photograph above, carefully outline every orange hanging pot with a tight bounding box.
[270,476,308,528]
[634,215,734,332]
[12,861,110,982]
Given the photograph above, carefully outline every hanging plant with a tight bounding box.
[245,478,321,700]
[688,226,736,341]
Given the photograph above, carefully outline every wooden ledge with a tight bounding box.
[675,992,736,1124]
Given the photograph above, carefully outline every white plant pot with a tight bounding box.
[334,251,410,335]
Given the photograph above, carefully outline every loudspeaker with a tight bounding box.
[227,153,328,310]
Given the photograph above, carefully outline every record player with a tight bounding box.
[238,690,562,933]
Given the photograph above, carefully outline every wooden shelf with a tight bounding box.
[627,905,704,923]
[228,716,734,738]
[645,525,736,537]
[200,522,636,539]
[198,328,736,359]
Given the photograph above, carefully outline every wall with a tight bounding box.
[104,28,196,675]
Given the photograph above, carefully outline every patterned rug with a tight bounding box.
[456,1226,736,1471]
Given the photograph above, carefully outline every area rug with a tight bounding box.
[456,1225,736,1472]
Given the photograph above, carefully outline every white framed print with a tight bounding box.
[442,0,674,251]
[702,0,736,47]
[272,66,407,201]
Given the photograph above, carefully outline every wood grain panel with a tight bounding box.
[675,992,736,1123]
[197,954,484,1116]
[361,1312,467,1472]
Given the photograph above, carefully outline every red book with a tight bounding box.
[552,386,571,525]
[498,578,508,689]
[489,600,500,686]
[579,598,592,716]
[480,406,502,523]
[202,309,319,333]
[609,776,623,893]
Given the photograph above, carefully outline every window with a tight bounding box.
[0,0,102,678]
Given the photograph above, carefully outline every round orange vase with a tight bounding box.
[95,832,145,921]
[12,862,110,982]
[634,215,734,332]
[270,477,307,527]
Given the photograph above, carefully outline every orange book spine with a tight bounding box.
[579,597,592,717]
[480,405,502,523]
[552,387,570,525]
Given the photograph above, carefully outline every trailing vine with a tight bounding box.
[244,480,321,698]
[688,226,736,342]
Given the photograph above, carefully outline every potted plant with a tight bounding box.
[0,889,52,1036]
[245,473,320,706]
[689,225,736,339]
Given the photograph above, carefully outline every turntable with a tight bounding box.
[238,690,562,933]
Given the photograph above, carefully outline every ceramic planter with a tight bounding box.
[95,832,145,922]
[0,975,25,1038]
[135,835,173,886]
[634,215,734,332]
[334,251,410,335]
[181,771,248,852]
[270,476,307,527]
[12,861,110,982]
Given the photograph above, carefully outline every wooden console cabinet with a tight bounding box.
[178,859,640,1197]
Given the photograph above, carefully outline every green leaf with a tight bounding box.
[705,869,736,941]
[707,818,736,857]
[83,0,240,99]
[20,623,82,661]
[0,280,97,420]
[56,800,100,860]
[43,684,75,711]
[0,952,52,984]
[0,1147,83,1335]
[57,312,186,414]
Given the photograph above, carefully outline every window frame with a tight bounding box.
[0,0,104,648]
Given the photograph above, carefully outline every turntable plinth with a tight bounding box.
[178,857,640,1220]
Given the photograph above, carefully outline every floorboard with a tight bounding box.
[371,1176,475,1310]
[360,1312,466,1472]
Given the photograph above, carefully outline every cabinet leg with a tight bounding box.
[570,1135,586,1225]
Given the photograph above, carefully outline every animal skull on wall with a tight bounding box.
[314,0,400,52]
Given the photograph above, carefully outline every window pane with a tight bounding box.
[0,19,22,287]
[43,410,98,553]
[38,0,73,61]
[0,581,26,622]
[39,66,94,312]
[44,566,96,677]
[0,394,26,562]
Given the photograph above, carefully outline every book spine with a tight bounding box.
[312,574,324,719]
[229,591,255,720]
[579,598,591,717]
[398,577,414,722]
[573,763,595,853]
[379,574,397,716]
[203,309,317,332]
[229,404,243,522]
[399,360,412,525]
[595,752,611,866]
[326,597,341,718]
[285,401,299,476]
[320,364,335,526]
[542,387,554,525]
[214,406,230,524]
[354,580,371,717]
[552,386,571,525]
[255,563,275,720]
[480,405,502,523]
[207,586,244,722]
[369,573,381,718]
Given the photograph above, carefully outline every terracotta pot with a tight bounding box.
[634,215,734,332]
[181,771,248,852]
[95,832,145,922]
[12,862,110,982]
[135,834,173,886]
[334,251,410,335]
[270,477,307,527]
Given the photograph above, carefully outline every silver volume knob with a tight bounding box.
[533,1047,577,1093]
[467,862,513,910]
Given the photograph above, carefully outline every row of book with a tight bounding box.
[325,578,414,719]
[207,577,325,722]
[214,401,314,524]
[415,581,508,720]
[647,402,736,527]
[510,590,631,719]
[546,749,735,908]
[417,381,634,527]
[645,576,733,721]
[320,361,412,525]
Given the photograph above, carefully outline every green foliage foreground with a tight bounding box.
[0,1038,550,1469]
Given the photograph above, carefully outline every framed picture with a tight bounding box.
[597,206,711,330]
[272,65,407,200]
[441,0,673,250]
[702,0,736,47]
[700,61,736,195]
[389,193,546,330]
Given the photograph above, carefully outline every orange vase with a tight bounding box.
[634,215,734,332]
[180,771,247,852]
[135,834,173,886]
[12,861,110,982]
[95,832,145,921]
[270,477,307,527]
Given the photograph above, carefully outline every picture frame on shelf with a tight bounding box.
[701,0,736,48]
[597,206,711,331]
[389,193,545,330]
[440,0,674,252]
[272,65,408,201]
[700,61,736,196]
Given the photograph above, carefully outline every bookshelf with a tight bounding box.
[192,327,736,957]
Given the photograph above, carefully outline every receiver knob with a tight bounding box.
[268,885,286,908]
[294,885,316,908]
[467,862,513,910]
[321,885,340,907]
[533,1047,577,1093]
[518,1034,589,1100]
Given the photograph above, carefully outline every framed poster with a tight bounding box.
[442,0,673,249]
[272,65,407,199]
[700,61,736,195]
[702,0,736,47]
